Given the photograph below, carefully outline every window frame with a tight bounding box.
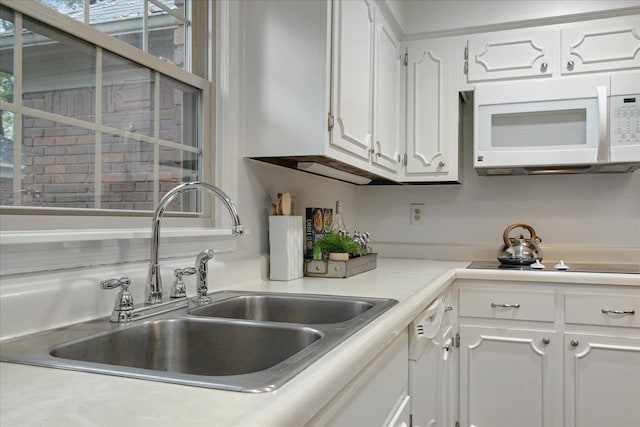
[0,0,215,232]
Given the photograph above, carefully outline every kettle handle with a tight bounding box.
[503,223,539,247]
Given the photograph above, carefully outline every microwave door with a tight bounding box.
[475,98,601,168]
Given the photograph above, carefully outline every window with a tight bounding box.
[0,0,211,224]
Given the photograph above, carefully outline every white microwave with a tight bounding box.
[474,73,640,175]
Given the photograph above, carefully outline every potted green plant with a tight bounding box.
[312,232,368,261]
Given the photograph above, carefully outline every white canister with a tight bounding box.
[269,216,304,281]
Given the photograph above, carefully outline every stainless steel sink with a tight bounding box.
[188,292,374,323]
[51,318,322,376]
[0,291,397,392]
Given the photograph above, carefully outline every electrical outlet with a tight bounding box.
[410,203,424,225]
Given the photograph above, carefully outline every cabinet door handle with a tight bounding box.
[542,337,551,345]
[540,62,548,73]
[567,60,575,71]
[571,339,579,347]
[602,309,635,315]
[491,303,520,308]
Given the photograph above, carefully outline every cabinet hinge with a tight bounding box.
[328,113,334,131]
[463,46,468,74]
[455,332,460,348]
[403,49,408,66]
[455,421,460,427]
[403,153,407,167]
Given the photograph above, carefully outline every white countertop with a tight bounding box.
[1,258,637,426]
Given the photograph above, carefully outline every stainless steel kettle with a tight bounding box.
[497,223,543,265]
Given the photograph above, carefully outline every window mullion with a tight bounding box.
[95,47,103,209]
[153,70,160,207]
[143,0,149,53]
[12,12,22,207]
[83,0,89,25]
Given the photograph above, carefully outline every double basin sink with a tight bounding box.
[0,291,397,392]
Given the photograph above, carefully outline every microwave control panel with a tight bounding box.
[610,94,640,146]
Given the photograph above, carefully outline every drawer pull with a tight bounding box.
[491,303,520,309]
[542,337,550,345]
[601,309,635,315]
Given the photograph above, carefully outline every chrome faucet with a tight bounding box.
[145,181,244,305]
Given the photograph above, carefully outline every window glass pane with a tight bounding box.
[148,1,187,68]
[22,16,96,123]
[21,115,96,208]
[37,0,83,17]
[159,146,199,212]
[101,132,154,210]
[0,112,15,206]
[159,75,199,147]
[0,6,14,143]
[102,51,154,137]
[91,0,145,51]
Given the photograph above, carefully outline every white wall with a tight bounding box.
[355,100,640,261]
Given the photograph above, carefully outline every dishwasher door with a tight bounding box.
[408,296,457,427]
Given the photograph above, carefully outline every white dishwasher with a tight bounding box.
[408,291,457,427]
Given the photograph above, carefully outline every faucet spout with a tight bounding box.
[145,182,243,305]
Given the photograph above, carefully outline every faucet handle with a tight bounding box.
[101,277,134,323]
[196,249,214,303]
[170,267,196,298]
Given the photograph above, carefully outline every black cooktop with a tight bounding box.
[467,260,640,275]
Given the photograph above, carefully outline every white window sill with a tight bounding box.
[0,227,236,245]
[0,228,245,276]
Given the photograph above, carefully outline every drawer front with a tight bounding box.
[459,288,555,322]
[565,292,640,328]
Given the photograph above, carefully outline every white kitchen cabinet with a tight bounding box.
[561,16,640,75]
[456,280,640,427]
[466,28,553,81]
[330,0,375,162]
[457,284,562,427]
[372,7,402,174]
[330,0,402,175]
[242,0,402,182]
[564,333,640,427]
[308,331,409,426]
[403,38,462,182]
[459,325,561,427]
[564,289,640,427]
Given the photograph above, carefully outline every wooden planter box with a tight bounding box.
[304,253,377,278]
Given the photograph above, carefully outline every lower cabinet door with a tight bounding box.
[387,395,410,427]
[459,325,562,427]
[564,333,640,427]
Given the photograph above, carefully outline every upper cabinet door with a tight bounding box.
[331,0,375,161]
[372,10,401,173]
[467,29,553,82]
[561,17,640,75]
[404,38,460,182]
[406,41,446,174]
